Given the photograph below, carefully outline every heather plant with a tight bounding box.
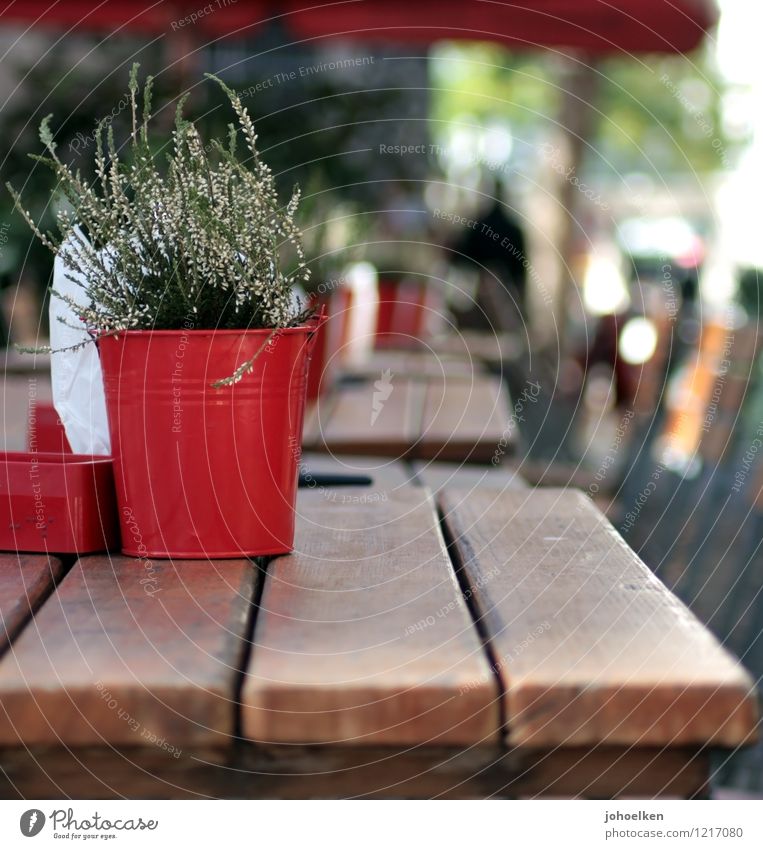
[7,64,311,383]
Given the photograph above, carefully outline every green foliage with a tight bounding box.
[430,43,560,136]
[0,48,171,299]
[430,43,740,178]
[7,65,309,340]
[595,51,737,175]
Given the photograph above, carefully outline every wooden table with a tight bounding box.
[0,470,756,799]
[340,350,482,379]
[303,373,514,462]
[428,330,524,368]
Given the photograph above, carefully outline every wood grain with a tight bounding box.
[418,376,511,462]
[0,743,707,799]
[0,556,257,748]
[439,487,759,748]
[302,394,338,448]
[300,452,414,491]
[0,554,64,654]
[242,487,499,745]
[304,374,511,462]
[504,746,709,799]
[413,460,528,493]
[430,331,521,367]
[304,378,426,457]
[342,350,478,379]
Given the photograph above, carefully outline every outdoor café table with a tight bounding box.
[0,478,757,799]
[429,330,524,369]
[339,350,481,379]
[303,372,515,462]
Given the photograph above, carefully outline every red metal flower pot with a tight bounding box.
[374,279,441,349]
[306,287,352,400]
[98,323,319,559]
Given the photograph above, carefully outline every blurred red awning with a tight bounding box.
[0,0,718,55]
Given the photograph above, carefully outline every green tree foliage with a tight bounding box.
[429,42,741,179]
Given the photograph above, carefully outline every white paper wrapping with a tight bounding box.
[49,235,111,455]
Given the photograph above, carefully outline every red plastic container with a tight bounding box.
[0,452,119,554]
[98,322,319,559]
[27,402,72,453]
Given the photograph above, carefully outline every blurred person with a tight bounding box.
[738,267,763,315]
[450,193,528,332]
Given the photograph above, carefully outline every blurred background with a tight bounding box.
[1,0,762,795]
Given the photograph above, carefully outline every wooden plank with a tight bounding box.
[0,744,507,800]
[520,459,619,491]
[304,378,426,457]
[302,393,338,448]
[430,330,521,367]
[0,745,230,800]
[300,452,414,491]
[439,487,759,749]
[412,460,528,493]
[241,487,499,745]
[0,743,708,799]
[0,556,256,748]
[0,554,64,653]
[304,375,512,462]
[505,746,709,799]
[417,376,511,462]
[342,350,478,379]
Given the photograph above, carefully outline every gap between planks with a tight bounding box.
[0,553,73,659]
[0,556,259,748]
[232,557,269,740]
[436,503,508,736]
[437,487,759,750]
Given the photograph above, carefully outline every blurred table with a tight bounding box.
[340,349,478,379]
[0,481,756,799]
[303,373,514,462]
[428,330,524,368]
